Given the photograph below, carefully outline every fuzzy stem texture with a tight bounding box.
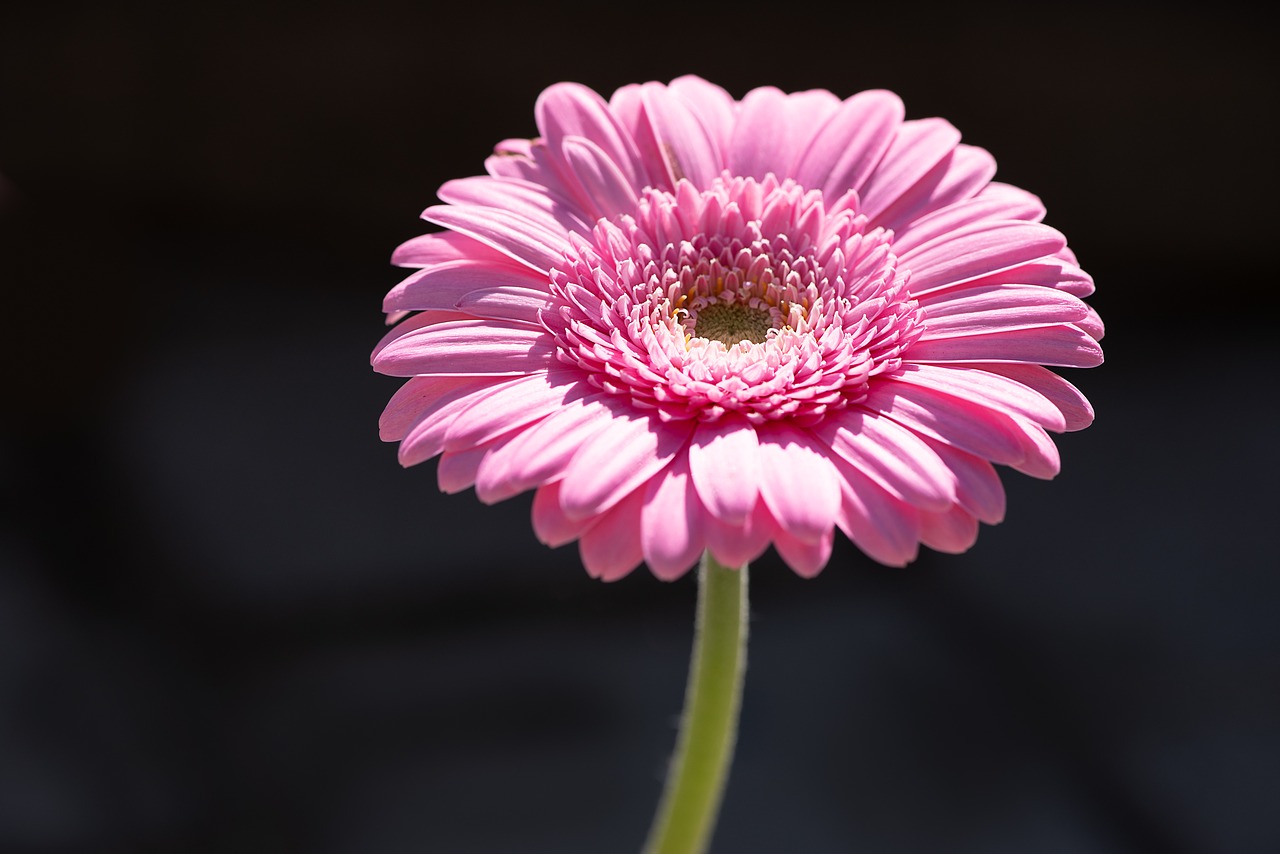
[643,551,749,854]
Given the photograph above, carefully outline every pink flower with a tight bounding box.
[373,76,1102,581]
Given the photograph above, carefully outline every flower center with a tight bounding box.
[544,175,923,423]
[687,302,775,346]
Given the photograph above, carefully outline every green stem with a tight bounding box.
[643,551,749,854]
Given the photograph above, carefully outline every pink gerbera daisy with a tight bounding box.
[372,76,1103,581]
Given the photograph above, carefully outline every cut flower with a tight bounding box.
[373,76,1103,580]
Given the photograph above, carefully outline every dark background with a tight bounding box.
[2,2,1277,852]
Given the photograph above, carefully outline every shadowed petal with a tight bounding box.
[397,377,526,467]
[793,89,903,199]
[729,87,839,180]
[830,455,921,567]
[901,221,1067,295]
[920,505,981,554]
[423,205,569,273]
[907,325,1104,368]
[703,500,774,569]
[919,438,1006,524]
[891,187,1046,255]
[888,363,1067,432]
[874,143,996,232]
[391,230,521,269]
[857,118,961,222]
[973,363,1094,431]
[537,82,645,192]
[769,514,835,579]
[560,136,641,220]
[755,424,841,544]
[455,286,556,325]
[437,429,522,494]
[579,488,647,581]
[383,263,549,315]
[639,82,724,188]
[668,75,736,160]
[531,480,597,548]
[474,395,617,503]
[867,380,1027,466]
[372,320,556,376]
[558,414,695,521]
[443,368,584,451]
[811,409,956,511]
[641,454,706,581]
[437,176,591,235]
[687,416,762,525]
[379,375,499,442]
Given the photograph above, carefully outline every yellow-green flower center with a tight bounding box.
[691,302,777,346]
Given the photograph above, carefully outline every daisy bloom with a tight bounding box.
[372,76,1102,582]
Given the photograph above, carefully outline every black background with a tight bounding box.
[2,2,1278,852]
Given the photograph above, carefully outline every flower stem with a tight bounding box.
[643,551,749,854]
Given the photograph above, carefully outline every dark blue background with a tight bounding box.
[2,2,1277,851]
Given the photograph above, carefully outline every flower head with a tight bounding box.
[373,76,1102,580]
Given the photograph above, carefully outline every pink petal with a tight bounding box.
[608,83,668,189]
[919,284,1090,338]
[866,380,1027,466]
[791,89,903,200]
[770,519,835,579]
[379,375,498,442]
[919,438,1006,523]
[638,82,724,188]
[531,480,597,548]
[755,424,841,544]
[920,505,980,554]
[442,368,584,452]
[640,453,705,581]
[728,87,838,181]
[874,143,996,232]
[889,363,1067,431]
[473,394,617,503]
[830,455,921,567]
[1076,306,1105,341]
[372,319,556,377]
[371,309,471,362]
[906,324,1104,368]
[687,416,762,525]
[437,176,590,235]
[423,205,569,273]
[536,82,645,193]
[703,500,774,569]
[558,414,695,521]
[484,140,580,202]
[437,431,520,494]
[900,221,1067,295]
[973,363,1094,431]
[382,262,549,315]
[957,257,1095,298]
[578,487,646,581]
[560,136,640,220]
[390,230,519,269]
[668,75,736,161]
[397,377,525,467]
[971,182,1047,222]
[857,118,961,222]
[1007,420,1060,480]
[891,190,1046,256]
[811,409,956,511]
[455,286,555,325]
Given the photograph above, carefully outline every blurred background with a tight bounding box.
[1,1,1277,851]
